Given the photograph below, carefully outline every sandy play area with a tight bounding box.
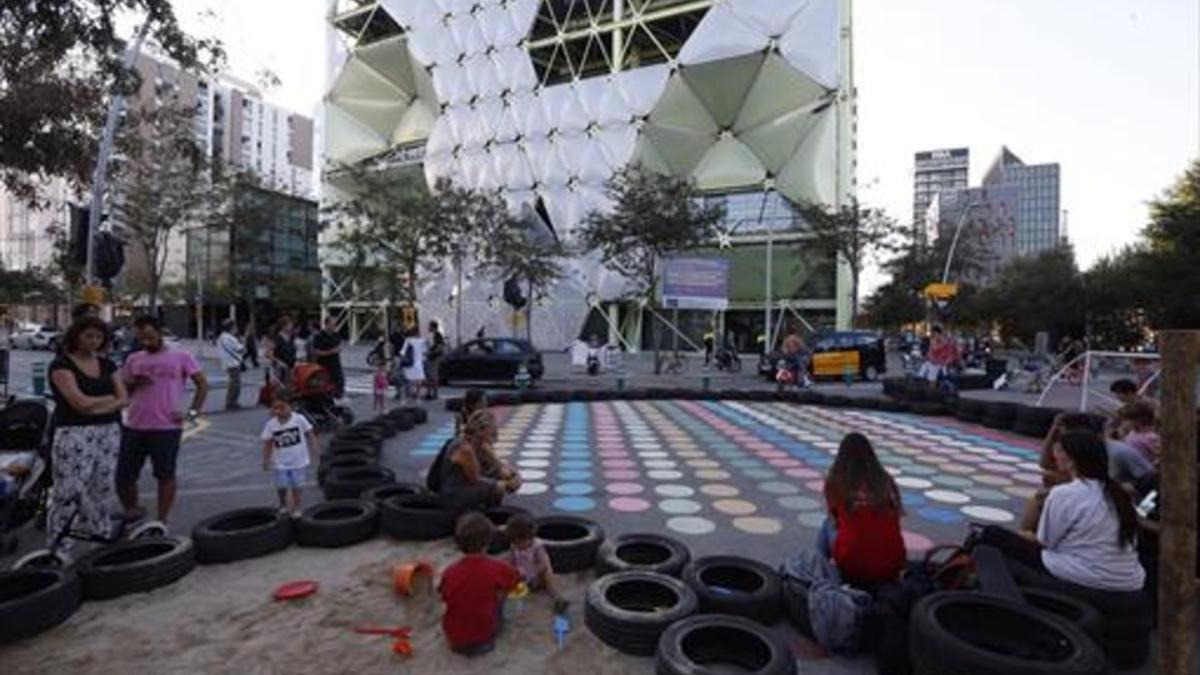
[2,538,655,675]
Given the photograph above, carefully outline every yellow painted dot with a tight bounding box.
[733,517,783,535]
[712,499,757,516]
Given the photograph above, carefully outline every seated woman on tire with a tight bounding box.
[816,433,905,587]
[980,431,1145,593]
[438,411,521,512]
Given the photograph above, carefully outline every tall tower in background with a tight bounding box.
[913,147,969,243]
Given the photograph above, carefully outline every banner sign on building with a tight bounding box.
[661,257,730,310]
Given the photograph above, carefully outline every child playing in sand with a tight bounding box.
[504,513,568,614]
[260,395,318,517]
[439,512,520,656]
[373,362,389,413]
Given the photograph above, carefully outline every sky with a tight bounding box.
[169,0,1199,282]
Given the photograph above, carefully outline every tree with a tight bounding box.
[579,169,725,371]
[978,246,1085,345]
[477,219,567,342]
[1138,160,1200,329]
[45,222,87,307]
[792,199,899,320]
[0,1,221,200]
[109,98,214,314]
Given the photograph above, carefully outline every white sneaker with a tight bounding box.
[291,509,303,519]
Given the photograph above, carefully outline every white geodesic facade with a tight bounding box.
[324,0,854,347]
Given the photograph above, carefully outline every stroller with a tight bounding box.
[0,398,51,556]
[289,363,354,433]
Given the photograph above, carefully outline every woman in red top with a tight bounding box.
[817,433,906,586]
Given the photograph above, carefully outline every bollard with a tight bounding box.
[616,377,626,391]
[514,363,532,390]
[32,361,47,396]
[843,364,854,388]
[702,375,711,391]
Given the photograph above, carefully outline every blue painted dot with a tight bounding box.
[561,450,591,459]
[918,506,964,524]
[555,482,594,496]
[559,459,591,469]
[732,458,764,468]
[902,492,927,508]
[557,470,593,481]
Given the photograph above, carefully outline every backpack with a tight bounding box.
[925,544,978,591]
[780,548,873,653]
[400,343,415,368]
[425,437,454,492]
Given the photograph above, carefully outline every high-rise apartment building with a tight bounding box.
[982,146,1061,255]
[913,147,969,241]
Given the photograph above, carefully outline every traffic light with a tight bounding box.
[68,205,90,268]
[95,231,125,281]
[503,276,527,309]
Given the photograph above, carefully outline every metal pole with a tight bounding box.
[87,20,152,283]
[455,256,463,345]
[942,202,978,284]
[760,189,772,355]
[1081,351,1091,411]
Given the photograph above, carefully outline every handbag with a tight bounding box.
[400,343,415,368]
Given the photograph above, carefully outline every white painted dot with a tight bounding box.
[699,484,739,497]
[961,505,1015,523]
[666,516,716,535]
[925,489,971,505]
[655,484,695,498]
[517,482,548,496]
[647,470,684,481]
[896,477,934,489]
[758,482,801,495]
[644,460,677,469]
[659,498,702,514]
[520,469,546,480]
[518,458,549,468]
[521,450,551,458]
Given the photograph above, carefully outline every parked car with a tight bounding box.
[438,338,544,385]
[759,330,887,382]
[8,324,60,351]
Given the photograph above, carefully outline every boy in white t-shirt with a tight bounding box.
[261,396,317,517]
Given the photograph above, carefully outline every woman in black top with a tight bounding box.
[266,317,297,387]
[46,316,128,557]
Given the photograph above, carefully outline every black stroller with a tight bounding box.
[0,398,51,556]
[1,397,167,568]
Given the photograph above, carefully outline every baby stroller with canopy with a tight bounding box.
[289,363,354,432]
[0,398,50,556]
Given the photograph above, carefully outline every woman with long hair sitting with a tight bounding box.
[981,430,1144,592]
[438,410,521,513]
[818,432,906,587]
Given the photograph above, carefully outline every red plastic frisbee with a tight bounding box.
[273,580,318,601]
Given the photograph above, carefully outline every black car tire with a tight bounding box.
[445,398,463,413]
[656,614,796,675]
[385,409,415,431]
[908,592,1106,675]
[317,456,377,486]
[483,505,532,555]
[396,406,428,425]
[1019,588,1102,642]
[369,416,398,438]
[822,394,854,408]
[295,500,380,548]
[1019,579,1152,669]
[322,466,395,500]
[877,399,910,413]
[192,507,292,564]
[0,568,81,645]
[583,570,698,656]
[77,536,196,600]
[380,494,457,541]
[956,398,987,423]
[324,439,379,457]
[910,401,947,416]
[682,555,782,625]
[362,482,426,503]
[595,532,691,578]
[1013,405,1060,439]
[332,427,384,449]
[982,402,1020,430]
[535,515,605,573]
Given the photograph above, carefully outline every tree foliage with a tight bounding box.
[977,246,1085,345]
[579,169,724,300]
[0,267,63,306]
[0,0,221,199]
[1137,161,1200,328]
[791,199,899,320]
[109,97,213,313]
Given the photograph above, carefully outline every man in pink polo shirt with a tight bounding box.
[118,316,208,524]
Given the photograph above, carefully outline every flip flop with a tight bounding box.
[273,580,319,601]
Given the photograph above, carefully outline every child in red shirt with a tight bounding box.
[439,512,520,656]
[816,432,905,587]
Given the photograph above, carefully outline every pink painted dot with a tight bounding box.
[980,463,1018,474]
[785,467,821,480]
[805,479,825,493]
[606,482,645,496]
[609,497,652,512]
[597,441,625,450]
[603,470,639,481]
[902,530,935,554]
[768,458,803,468]
[599,449,629,458]
[745,441,774,452]
[1012,473,1043,485]
[602,458,636,468]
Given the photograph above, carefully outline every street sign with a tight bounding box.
[923,282,959,300]
[401,306,416,330]
[82,285,105,306]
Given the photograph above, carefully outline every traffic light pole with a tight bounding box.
[86,20,151,287]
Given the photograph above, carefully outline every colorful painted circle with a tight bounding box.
[666,516,717,536]
[732,517,783,535]
[712,499,757,516]
[658,498,703,515]
[699,484,739,497]
[553,496,595,512]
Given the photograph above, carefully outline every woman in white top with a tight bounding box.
[982,430,1145,592]
[399,327,427,402]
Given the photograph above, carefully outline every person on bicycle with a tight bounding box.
[47,316,129,558]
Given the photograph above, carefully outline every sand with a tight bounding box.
[1,539,652,675]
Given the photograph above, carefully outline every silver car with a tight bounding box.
[8,324,61,350]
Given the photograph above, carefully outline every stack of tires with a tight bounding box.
[955,398,986,423]
[319,423,396,500]
[193,507,293,564]
[981,402,1020,430]
[1012,405,1061,438]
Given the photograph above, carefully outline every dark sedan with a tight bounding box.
[438,338,544,386]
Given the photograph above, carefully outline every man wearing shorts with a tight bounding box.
[118,316,207,524]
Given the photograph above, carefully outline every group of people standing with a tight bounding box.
[216,315,348,409]
[46,315,207,558]
[373,321,446,410]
